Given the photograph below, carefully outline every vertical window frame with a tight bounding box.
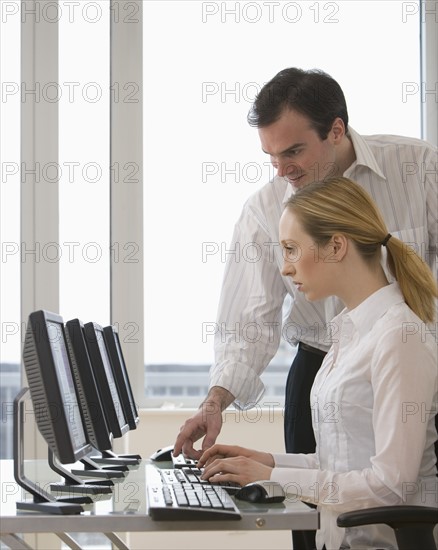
[110,0,145,407]
[21,0,60,460]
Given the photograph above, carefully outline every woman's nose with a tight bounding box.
[281,259,296,277]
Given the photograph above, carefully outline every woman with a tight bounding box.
[199,177,437,550]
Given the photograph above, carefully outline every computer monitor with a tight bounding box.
[64,319,113,451]
[22,310,92,464]
[83,322,130,439]
[103,325,139,431]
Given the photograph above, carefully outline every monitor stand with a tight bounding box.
[71,454,127,478]
[48,449,114,495]
[13,388,84,514]
[91,449,141,467]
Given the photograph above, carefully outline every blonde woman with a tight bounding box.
[199,177,437,550]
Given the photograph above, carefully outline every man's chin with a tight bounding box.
[288,177,308,191]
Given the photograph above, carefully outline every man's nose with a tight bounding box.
[277,160,299,179]
[276,160,288,178]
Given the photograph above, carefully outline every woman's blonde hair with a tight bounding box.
[285,177,437,323]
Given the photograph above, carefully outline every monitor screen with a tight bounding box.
[65,318,113,451]
[22,310,92,464]
[83,322,129,439]
[103,325,139,430]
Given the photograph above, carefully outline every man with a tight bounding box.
[174,68,437,549]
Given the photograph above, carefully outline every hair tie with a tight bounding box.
[381,233,392,247]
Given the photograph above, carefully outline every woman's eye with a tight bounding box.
[283,244,301,262]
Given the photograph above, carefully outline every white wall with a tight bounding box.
[126,407,286,457]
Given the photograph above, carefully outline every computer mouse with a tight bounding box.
[235,480,285,504]
[149,444,174,462]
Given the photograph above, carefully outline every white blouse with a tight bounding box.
[270,284,438,550]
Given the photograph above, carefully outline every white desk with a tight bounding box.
[0,459,319,550]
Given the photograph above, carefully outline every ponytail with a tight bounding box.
[385,236,437,324]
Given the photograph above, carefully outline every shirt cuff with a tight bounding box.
[271,467,320,505]
[272,452,318,469]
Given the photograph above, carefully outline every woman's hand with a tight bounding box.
[198,444,274,468]
[201,455,273,487]
[198,444,275,487]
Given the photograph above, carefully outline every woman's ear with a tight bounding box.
[331,233,348,261]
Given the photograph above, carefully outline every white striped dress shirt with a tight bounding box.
[210,128,437,409]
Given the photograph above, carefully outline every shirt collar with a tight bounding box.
[346,127,387,180]
[282,182,293,204]
[345,283,405,337]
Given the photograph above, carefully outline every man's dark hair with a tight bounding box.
[247,68,349,140]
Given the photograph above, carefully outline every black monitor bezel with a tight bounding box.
[65,318,113,451]
[83,322,130,439]
[23,310,92,464]
[103,325,139,430]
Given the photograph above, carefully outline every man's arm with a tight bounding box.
[173,184,289,457]
[424,145,438,271]
[209,199,288,408]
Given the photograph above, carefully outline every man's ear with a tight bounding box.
[331,233,348,260]
[330,117,345,143]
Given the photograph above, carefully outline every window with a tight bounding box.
[143,0,421,406]
[1,0,21,458]
[59,0,110,325]
[0,1,429,435]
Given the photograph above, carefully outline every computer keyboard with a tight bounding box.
[172,453,198,468]
[146,465,242,521]
[171,454,241,494]
[173,466,241,494]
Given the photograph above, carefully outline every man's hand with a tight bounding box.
[173,387,235,460]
